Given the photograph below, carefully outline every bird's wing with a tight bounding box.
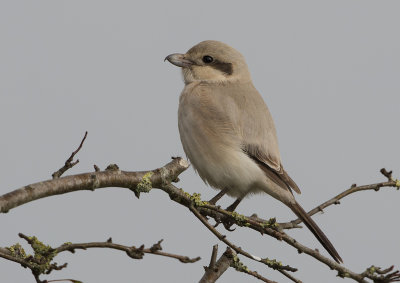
[243,144,301,194]
[223,82,302,194]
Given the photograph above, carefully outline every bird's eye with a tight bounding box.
[202,55,214,64]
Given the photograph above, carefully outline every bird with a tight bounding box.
[165,40,342,263]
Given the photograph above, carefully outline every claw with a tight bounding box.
[223,221,236,231]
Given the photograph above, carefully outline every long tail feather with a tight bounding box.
[288,202,343,263]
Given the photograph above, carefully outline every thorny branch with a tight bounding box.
[0,148,399,282]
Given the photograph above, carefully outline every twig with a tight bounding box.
[380,168,393,181]
[199,246,233,283]
[0,248,33,269]
[54,239,201,263]
[280,168,399,229]
[208,245,219,271]
[360,265,400,283]
[17,232,200,264]
[244,268,278,283]
[46,280,81,283]
[52,132,88,179]
[230,250,279,283]
[278,270,302,283]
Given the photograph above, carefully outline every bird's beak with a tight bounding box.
[164,53,193,68]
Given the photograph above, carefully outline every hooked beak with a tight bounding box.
[164,53,193,68]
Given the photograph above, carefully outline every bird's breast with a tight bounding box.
[177,83,267,196]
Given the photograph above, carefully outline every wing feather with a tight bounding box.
[243,145,301,194]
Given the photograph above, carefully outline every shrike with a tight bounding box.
[165,40,342,263]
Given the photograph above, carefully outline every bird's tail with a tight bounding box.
[288,201,343,263]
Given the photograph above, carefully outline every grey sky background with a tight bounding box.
[1,1,399,282]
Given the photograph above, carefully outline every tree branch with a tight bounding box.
[188,202,296,272]
[199,245,278,283]
[158,178,399,283]
[279,168,399,229]
[0,157,189,213]
[54,237,200,263]
[1,233,200,283]
[1,157,399,283]
[199,245,233,283]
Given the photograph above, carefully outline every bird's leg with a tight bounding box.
[202,188,228,222]
[208,188,228,205]
[226,196,244,212]
[208,189,228,226]
[218,196,245,231]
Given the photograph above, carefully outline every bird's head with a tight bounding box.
[165,40,251,84]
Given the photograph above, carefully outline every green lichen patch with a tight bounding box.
[189,192,206,207]
[260,257,283,269]
[366,265,377,274]
[27,236,57,274]
[261,217,278,229]
[8,236,58,275]
[7,243,27,259]
[337,270,350,278]
[181,189,192,199]
[134,172,154,197]
[231,254,249,272]
[105,164,119,171]
[178,190,207,206]
[230,212,250,227]
[395,179,400,189]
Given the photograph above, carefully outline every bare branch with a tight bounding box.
[53,239,200,263]
[1,233,200,283]
[278,270,302,283]
[361,266,400,283]
[280,169,399,229]
[0,247,33,269]
[52,132,88,179]
[380,168,393,181]
[200,246,278,283]
[188,202,297,273]
[199,246,233,283]
[0,157,189,213]
[46,280,82,283]
[230,250,279,283]
[208,244,219,270]
[159,181,399,283]
[1,158,399,283]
